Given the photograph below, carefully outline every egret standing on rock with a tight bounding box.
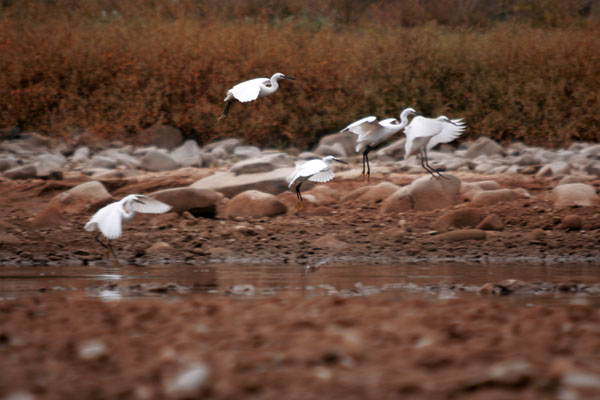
[404,115,466,177]
[341,107,421,181]
[219,72,296,120]
[287,156,347,212]
[84,194,172,262]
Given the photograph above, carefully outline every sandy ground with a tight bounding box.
[1,170,600,399]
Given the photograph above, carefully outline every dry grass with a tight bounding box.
[0,1,599,148]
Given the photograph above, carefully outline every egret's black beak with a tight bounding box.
[283,75,297,80]
[133,198,146,205]
[334,158,348,165]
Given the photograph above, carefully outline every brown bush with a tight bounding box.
[0,0,599,149]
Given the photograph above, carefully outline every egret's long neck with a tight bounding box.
[398,111,413,130]
[122,201,135,220]
[262,76,280,96]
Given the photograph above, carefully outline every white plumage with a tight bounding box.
[341,107,421,180]
[220,72,295,119]
[404,115,466,176]
[287,156,347,211]
[85,194,171,240]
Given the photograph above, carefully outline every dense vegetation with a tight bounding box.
[0,0,599,148]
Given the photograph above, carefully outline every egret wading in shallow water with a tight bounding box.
[341,107,421,182]
[84,194,172,262]
[287,156,347,212]
[219,72,296,120]
[404,115,466,177]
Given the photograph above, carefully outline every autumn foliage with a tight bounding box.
[0,0,599,149]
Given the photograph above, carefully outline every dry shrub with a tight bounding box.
[0,0,599,148]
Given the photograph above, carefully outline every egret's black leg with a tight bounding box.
[365,147,372,182]
[295,181,304,211]
[95,233,118,260]
[361,151,367,181]
[218,100,235,120]
[423,148,445,178]
[420,150,437,178]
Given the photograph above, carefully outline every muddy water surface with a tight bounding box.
[1,262,600,305]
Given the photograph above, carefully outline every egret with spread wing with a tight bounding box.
[220,72,296,120]
[341,107,421,181]
[84,194,172,261]
[287,156,347,212]
[404,115,466,177]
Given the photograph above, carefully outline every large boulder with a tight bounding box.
[140,150,179,171]
[552,183,599,207]
[191,168,294,197]
[471,189,521,205]
[150,187,221,217]
[433,208,485,231]
[343,182,400,203]
[460,180,502,200]
[230,153,293,175]
[465,137,504,159]
[137,124,183,150]
[3,164,38,180]
[315,132,357,157]
[33,181,113,227]
[221,190,287,218]
[380,175,461,214]
[170,140,203,167]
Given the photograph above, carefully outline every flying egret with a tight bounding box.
[287,156,347,211]
[404,115,466,177]
[219,72,296,120]
[341,107,421,181]
[84,194,172,261]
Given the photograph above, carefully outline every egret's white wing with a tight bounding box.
[230,77,268,102]
[342,116,378,136]
[427,119,466,150]
[404,117,443,139]
[308,168,334,183]
[130,195,172,214]
[95,206,123,240]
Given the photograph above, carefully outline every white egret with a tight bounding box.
[404,115,466,177]
[219,72,296,119]
[287,156,347,211]
[84,194,172,260]
[341,107,421,181]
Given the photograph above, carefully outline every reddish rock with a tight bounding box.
[221,190,287,218]
[434,208,485,230]
[477,214,504,231]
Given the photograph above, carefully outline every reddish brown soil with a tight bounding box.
[1,172,600,399]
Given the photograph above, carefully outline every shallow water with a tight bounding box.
[1,262,600,305]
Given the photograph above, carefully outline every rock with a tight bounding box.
[35,153,65,179]
[72,146,90,162]
[30,204,65,228]
[147,242,173,254]
[0,156,18,172]
[140,150,179,171]
[138,124,183,150]
[465,137,504,159]
[471,189,521,205]
[311,234,349,250]
[514,153,541,166]
[375,138,406,159]
[21,131,52,148]
[77,339,107,361]
[343,182,400,203]
[170,140,203,167]
[561,214,584,230]
[304,185,340,205]
[163,362,210,398]
[581,144,600,159]
[476,214,504,231]
[552,183,599,207]
[460,180,502,200]
[233,145,261,159]
[313,143,346,158]
[221,190,287,218]
[230,153,293,175]
[562,372,600,389]
[434,208,485,230]
[536,161,571,177]
[556,175,584,186]
[3,164,37,180]
[435,229,486,241]
[380,175,461,214]
[44,181,113,215]
[191,168,294,197]
[204,138,242,155]
[524,229,545,241]
[150,187,220,218]
[111,153,140,169]
[89,155,117,169]
[316,131,357,157]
